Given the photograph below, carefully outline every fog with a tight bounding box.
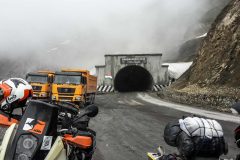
[0,0,227,73]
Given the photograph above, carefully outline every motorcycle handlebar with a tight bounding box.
[53,101,79,114]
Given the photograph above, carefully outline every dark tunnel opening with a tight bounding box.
[114,65,153,92]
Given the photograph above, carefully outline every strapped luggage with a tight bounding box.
[164,117,228,159]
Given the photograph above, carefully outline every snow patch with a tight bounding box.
[162,62,192,79]
[195,33,207,39]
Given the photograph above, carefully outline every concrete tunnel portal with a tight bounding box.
[95,54,169,93]
[114,65,153,92]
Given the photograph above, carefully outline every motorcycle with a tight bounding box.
[147,146,168,160]
[231,102,240,160]
[147,146,222,160]
[0,100,98,160]
[147,116,228,160]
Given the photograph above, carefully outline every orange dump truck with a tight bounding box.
[26,71,54,99]
[51,69,97,106]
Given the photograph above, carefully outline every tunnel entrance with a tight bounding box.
[114,65,153,92]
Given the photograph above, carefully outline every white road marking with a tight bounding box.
[118,100,124,104]
[137,93,240,123]
[118,99,143,106]
[129,100,143,106]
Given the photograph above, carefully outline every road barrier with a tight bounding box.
[152,84,167,92]
[97,85,114,93]
[97,84,168,93]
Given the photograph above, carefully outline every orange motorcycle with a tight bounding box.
[0,100,98,160]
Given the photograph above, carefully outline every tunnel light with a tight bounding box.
[104,75,112,79]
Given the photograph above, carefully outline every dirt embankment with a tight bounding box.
[162,0,240,112]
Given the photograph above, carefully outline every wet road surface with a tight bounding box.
[91,92,239,160]
[0,92,238,160]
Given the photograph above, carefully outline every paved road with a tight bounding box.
[91,92,239,160]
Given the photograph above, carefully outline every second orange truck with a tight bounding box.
[51,69,97,106]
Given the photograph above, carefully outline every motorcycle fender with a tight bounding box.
[45,136,67,160]
[0,123,17,160]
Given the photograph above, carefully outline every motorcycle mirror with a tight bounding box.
[157,146,165,156]
[0,88,4,102]
[84,105,99,117]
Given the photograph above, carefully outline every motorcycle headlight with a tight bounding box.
[17,154,29,160]
[15,135,38,160]
[23,138,35,149]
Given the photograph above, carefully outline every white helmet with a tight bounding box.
[0,78,32,110]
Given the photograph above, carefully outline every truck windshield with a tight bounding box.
[27,75,48,83]
[54,75,81,85]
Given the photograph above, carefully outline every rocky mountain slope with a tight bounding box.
[175,36,205,62]
[167,0,240,111]
[172,0,230,62]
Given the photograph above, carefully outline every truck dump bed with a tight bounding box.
[87,74,97,93]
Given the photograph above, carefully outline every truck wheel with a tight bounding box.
[85,95,91,106]
[90,94,95,104]
[84,95,89,106]
[89,94,92,105]
[92,94,95,104]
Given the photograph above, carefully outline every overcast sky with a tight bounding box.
[0,0,220,70]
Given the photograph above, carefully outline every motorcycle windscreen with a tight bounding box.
[5,100,58,160]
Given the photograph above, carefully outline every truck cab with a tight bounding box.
[26,72,54,99]
[51,72,86,106]
[52,69,97,107]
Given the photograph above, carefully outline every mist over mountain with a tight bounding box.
[163,0,240,111]
[0,0,230,78]
[168,0,230,62]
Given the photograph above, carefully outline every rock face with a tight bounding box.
[167,0,240,111]
[176,0,240,88]
[168,0,230,63]
[176,37,205,62]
